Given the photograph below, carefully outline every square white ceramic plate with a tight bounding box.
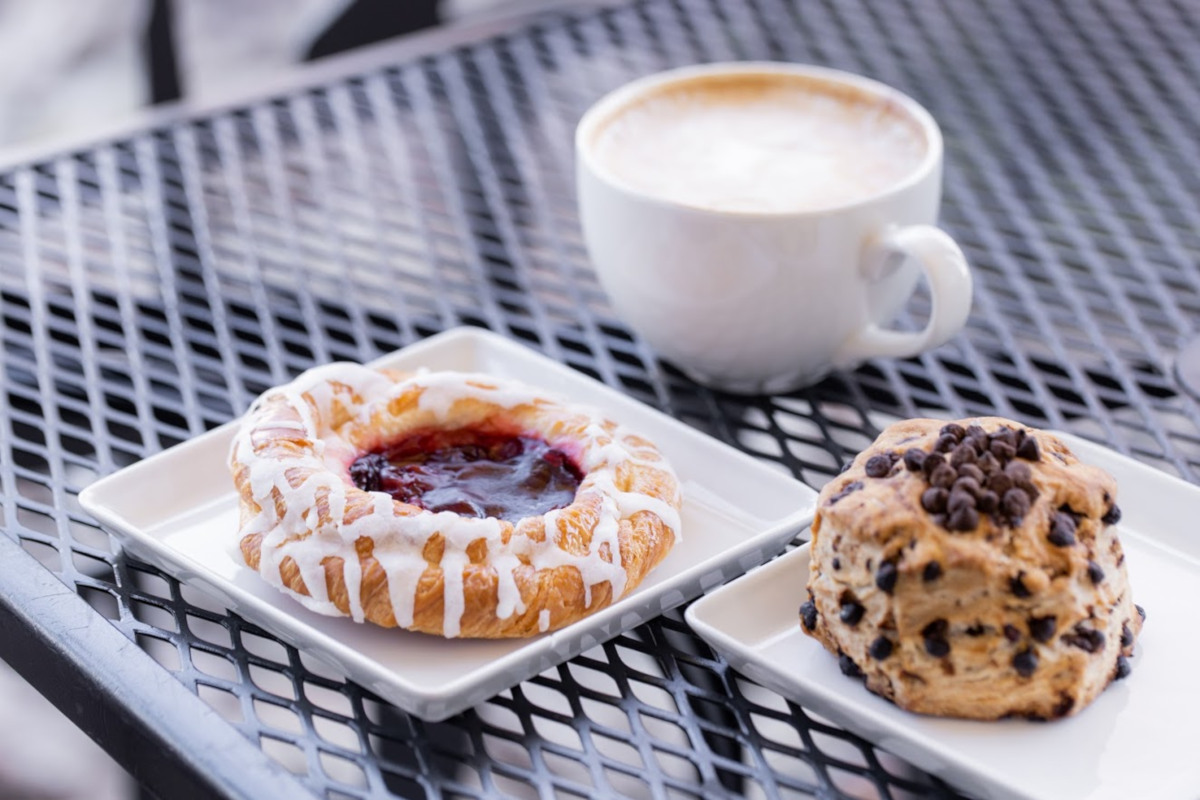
[686,433,1200,800]
[80,327,818,721]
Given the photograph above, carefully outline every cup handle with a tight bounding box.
[833,225,973,367]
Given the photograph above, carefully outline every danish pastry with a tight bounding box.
[800,417,1142,720]
[229,364,682,638]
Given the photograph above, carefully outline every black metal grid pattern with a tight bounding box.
[1,0,1198,797]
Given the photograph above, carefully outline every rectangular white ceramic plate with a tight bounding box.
[80,327,818,722]
[686,433,1200,800]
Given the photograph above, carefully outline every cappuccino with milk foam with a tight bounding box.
[589,73,928,214]
[576,63,971,393]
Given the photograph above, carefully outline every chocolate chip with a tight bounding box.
[930,462,957,489]
[986,472,1013,495]
[921,451,945,477]
[1005,460,1032,484]
[1048,512,1077,547]
[934,433,959,453]
[1121,623,1134,648]
[990,440,1016,461]
[1010,572,1032,598]
[922,619,950,657]
[948,488,975,513]
[977,451,1000,474]
[1013,648,1038,677]
[947,504,979,532]
[1063,625,1106,653]
[1102,504,1122,525]
[799,600,818,631]
[869,636,894,660]
[875,561,898,594]
[966,623,987,636]
[950,444,978,467]
[1051,692,1075,718]
[1016,434,1040,461]
[956,476,982,498]
[829,480,863,505]
[840,598,865,626]
[965,424,988,443]
[940,423,966,440]
[1114,655,1131,680]
[925,638,951,658]
[838,653,864,678]
[958,463,984,484]
[1136,604,1146,622]
[1029,615,1057,643]
[1087,560,1105,584]
[1004,624,1021,642]
[992,427,1018,448]
[903,448,927,473]
[832,557,841,570]
[923,561,943,582]
[921,486,948,513]
[977,489,999,513]
[865,454,894,478]
[1001,487,1031,523]
[998,455,1027,474]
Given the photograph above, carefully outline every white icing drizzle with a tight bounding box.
[230,365,681,637]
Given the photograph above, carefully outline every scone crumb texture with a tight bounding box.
[802,417,1141,721]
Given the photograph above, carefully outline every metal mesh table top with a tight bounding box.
[1,0,1198,798]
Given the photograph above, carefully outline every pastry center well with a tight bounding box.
[348,430,583,522]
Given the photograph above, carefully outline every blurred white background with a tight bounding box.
[0,0,511,156]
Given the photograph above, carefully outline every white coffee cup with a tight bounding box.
[575,62,972,394]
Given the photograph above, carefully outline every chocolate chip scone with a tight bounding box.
[799,417,1143,720]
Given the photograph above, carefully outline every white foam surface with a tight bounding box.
[592,76,927,213]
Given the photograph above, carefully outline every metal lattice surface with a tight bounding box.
[2,0,1199,798]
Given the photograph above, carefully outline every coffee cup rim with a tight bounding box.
[575,61,944,218]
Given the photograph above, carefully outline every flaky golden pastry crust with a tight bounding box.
[229,365,681,638]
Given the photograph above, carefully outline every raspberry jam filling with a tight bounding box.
[348,430,583,522]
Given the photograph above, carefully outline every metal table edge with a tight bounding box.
[0,535,319,800]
